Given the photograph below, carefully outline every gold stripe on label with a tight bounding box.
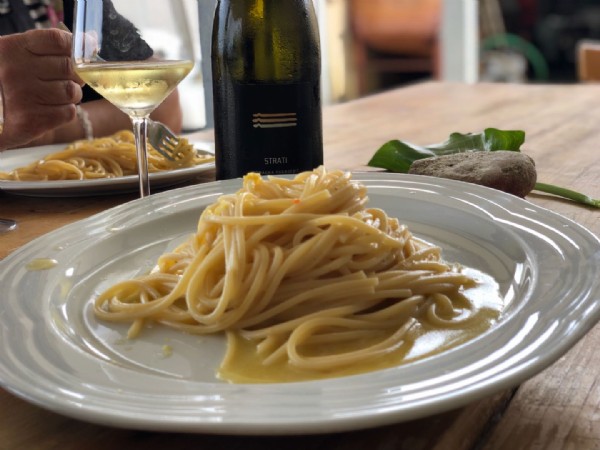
[253,123,297,129]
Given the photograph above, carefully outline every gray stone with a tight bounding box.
[408,150,537,197]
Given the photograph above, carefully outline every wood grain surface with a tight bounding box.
[1,81,599,450]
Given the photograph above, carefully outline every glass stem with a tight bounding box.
[132,116,151,198]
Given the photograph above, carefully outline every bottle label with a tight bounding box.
[233,81,320,176]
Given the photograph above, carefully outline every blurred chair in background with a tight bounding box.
[577,40,600,82]
[348,0,441,96]
[479,0,548,82]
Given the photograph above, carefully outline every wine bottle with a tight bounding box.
[211,0,324,180]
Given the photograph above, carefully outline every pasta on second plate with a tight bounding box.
[0,130,213,181]
[94,167,503,382]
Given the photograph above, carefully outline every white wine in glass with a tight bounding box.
[71,0,194,197]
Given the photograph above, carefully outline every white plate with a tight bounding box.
[0,141,215,197]
[0,173,599,435]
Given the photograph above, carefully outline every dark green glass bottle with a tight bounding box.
[211,0,323,180]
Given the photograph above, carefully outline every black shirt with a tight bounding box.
[0,0,41,34]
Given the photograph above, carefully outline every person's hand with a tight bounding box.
[0,29,84,150]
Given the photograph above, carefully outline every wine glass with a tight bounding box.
[71,0,195,197]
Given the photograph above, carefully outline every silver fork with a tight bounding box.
[147,120,181,161]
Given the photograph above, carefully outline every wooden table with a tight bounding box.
[1,81,599,449]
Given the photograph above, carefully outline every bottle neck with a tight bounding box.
[214,0,320,83]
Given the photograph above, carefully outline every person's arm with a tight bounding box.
[0,11,185,150]
[149,88,183,133]
[50,89,184,144]
[51,0,185,144]
[0,29,84,150]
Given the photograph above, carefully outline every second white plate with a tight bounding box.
[0,141,215,196]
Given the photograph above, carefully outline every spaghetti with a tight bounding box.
[94,167,501,382]
[0,130,213,181]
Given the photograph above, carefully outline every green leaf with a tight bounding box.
[367,127,600,209]
[367,140,435,173]
[428,128,525,154]
[367,128,526,173]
